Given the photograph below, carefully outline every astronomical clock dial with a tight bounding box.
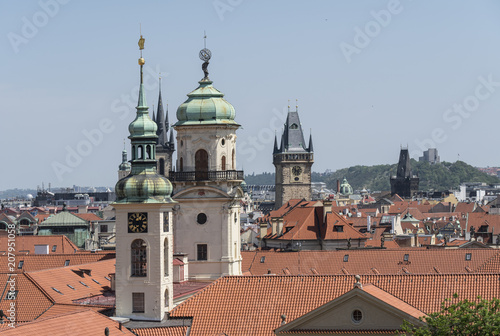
[128,212,148,233]
[292,166,302,176]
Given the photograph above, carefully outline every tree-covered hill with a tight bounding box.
[245,161,500,192]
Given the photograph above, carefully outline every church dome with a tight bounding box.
[129,111,158,138]
[115,170,173,203]
[339,178,353,196]
[175,79,237,126]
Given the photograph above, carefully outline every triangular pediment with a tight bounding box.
[275,285,425,335]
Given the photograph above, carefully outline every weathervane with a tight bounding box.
[199,31,212,80]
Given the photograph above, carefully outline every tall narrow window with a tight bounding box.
[138,146,143,159]
[132,292,145,313]
[132,146,136,160]
[164,289,169,308]
[195,149,209,180]
[164,238,169,277]
[179,157,183,172]
[221,156,226,171]
[232,149,235,169]
[131,239,147,277]
[159,158,165,175]
[197,244,207,261]
[146,145,151,159]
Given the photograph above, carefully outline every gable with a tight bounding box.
[276,287,425,334]
[173,186,230,199]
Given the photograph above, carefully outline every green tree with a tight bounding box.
[401,294,500,335]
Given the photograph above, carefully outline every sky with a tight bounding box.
[2,0,500,190]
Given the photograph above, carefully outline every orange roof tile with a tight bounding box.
[322,213,366,241]
[0,235,79,255]
[131,326,189,336]
[170,274,500,336]
[74,213,103,221]
[0,309,135,336]
[27,259,115,306]
[0,253,115,273]
[241,249,500,276]
[0,273,53,322]
[455,202,476,213]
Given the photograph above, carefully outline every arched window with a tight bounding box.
[221,156,226,171]
[132,146,136,160]
[232,149,235,169]
[159,158,165,176]
[195,149,209,180]
[146,145,151,159]
[131,239,147,277]
[138,146,143,160]
[164,238,169,277]
[290,123,298,129]
[179,157,183,172]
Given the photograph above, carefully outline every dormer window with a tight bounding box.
[289,123,298,129]
[334,225,344,232]
[465,253,472,261]
[403,254,409,262]
[343,255,349,262]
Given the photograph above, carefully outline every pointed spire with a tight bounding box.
[280,129,285,152]
[168,129,175,150]
[165,102,169,133]
[156,76,168,146]
[273,133,279,154]
[308,131,314,152]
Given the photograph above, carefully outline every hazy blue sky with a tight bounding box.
[2,0,500,190]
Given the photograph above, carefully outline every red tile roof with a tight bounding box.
[0,235,79,254]
[131,326,189,336]
[0,309,135,336]
[241,249,500,276]
[170,274,500,336]
[0,253,115,273]
[26,259,115,306]
[74,213,103,221]
[322,213,366,241]
[455,202,476,214]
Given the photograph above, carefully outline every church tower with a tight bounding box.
[390,148,419,198]
[273,104,314,208]
[118,147,131,180]
[154,78,175,177]
[170,46,244,280]
[114,35,176,321]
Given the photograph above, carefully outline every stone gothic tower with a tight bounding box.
[154,78,175,177]
[170,48,243,280]
[273,106,314,208]
[390,148,419,198]
[114,36,176,321]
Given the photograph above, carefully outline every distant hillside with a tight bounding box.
[245,161,500,192]
[0,188,37,200]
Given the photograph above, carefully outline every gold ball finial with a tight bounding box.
[138,58,145,65]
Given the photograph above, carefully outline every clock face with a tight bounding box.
[292,166,302,176]
[128,212,148,233]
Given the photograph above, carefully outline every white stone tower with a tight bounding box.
[114,34,176,321]
[170,46,243,280]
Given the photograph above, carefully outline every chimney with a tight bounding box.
[78,205,88,214]
[277,218,284,235]
[367,216,371,232]
[336,180,340,193]
[259,221,268,244]
[323,200,332,220]
[271,219,277,236]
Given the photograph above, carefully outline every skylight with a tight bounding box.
[79,281,89,288]
[403,254,409,262]
[52,287,63,295]
[67,284,75,290]
[465,253,472,261]
[260,256,265,263]
[92,279,100,284]
[18,260,24,269]
[343,255,349,262]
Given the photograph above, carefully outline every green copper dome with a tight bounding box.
[339,178,353,196]
[115,170,173,203]
[175,79,237,126]
[129,84,158,137]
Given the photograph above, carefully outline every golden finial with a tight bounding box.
[138,24,145,66]
[296,99,298,110]
[288,99,290,112]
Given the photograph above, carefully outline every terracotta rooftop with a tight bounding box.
[170,273,500,336]
[0,253,115,273]
[241,249,500,276]
[131,326,189,336]
[26,259,115,306]
[74,213,103,221]
[0,235,79,255]
[0,309,135,336]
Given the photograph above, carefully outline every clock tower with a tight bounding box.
[273,105,314,208]
[114,35,176,321]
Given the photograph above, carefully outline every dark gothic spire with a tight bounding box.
[396,148,412,178]
[156,77,168,147]
[308,132,314,152]
[280,108,307,153]
[273,134,279,154]
[280,130,285,153]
